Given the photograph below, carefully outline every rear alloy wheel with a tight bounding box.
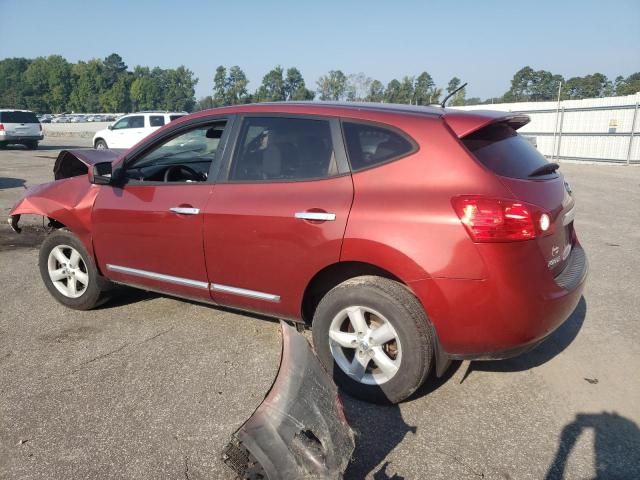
[312,276,433,404]
[95,139,108,149]
[39,229,111,310]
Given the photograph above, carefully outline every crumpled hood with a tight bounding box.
[53,148,125,180]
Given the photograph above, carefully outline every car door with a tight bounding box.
[92,117,232,301]
[108,115,146,148]
[203,115,353,319]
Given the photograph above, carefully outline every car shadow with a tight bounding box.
[545,411,640,479]
[341,393,414,480]
[461,296,587,379]
[0,143,87,151]
[0,177,26,190]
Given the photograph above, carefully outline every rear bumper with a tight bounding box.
[410,241,588,359]
[0,134,44,142]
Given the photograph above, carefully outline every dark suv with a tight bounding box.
[9,102,587,403]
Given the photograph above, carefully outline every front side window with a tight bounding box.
[230,117,337,181]
[343,122,414,171]
[124,121,226,182]
[112,115,145,130]
[149,115,165,127]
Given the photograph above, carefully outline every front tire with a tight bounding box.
[94,139,108,149]
[39,229,111,310]
[312,276,433,404]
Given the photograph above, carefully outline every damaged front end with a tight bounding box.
[7,148,123,244]
[223,322,355,480]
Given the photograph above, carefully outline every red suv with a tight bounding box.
[9,103,587,403]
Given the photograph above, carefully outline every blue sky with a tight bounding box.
[1,0,638,100]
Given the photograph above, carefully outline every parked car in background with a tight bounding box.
[9,102,587,404]
[92,111,186,149]
[0,109,43,149]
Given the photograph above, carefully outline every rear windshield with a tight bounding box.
[0,111,39,123]
[462,122,552,179]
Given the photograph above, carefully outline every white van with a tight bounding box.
[0,110,44,149]
[92,111,186,149]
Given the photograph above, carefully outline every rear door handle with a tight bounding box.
[170,207,200,215]
[294,212,336,221]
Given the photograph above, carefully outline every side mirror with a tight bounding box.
[89,161,113,185]
[107,125,113,130]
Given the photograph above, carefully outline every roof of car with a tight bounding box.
[0,109,36,112]
[186,102,529,138]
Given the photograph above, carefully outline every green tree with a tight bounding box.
[0,58,31,108]
[365,79,385,102]
[194,96,215,111]
[316,70,347,101]
[161,66,197,111]
[384,79,402,103]
[102,53,127,90]
[284,67,314,100]
[503,66,563,102]
[213,66,227,106]
[100,74,131,112]
[563,73,610,99]
[129,66,160,111]
[414,72,436,105]
[446,77,466,106]
[398,76,415,104]
[614,72,640,96]
[346,73,372,102]
[68,59,104,112]
[226,66,250,105]
[256,65,285,102]
[24,55,72,112]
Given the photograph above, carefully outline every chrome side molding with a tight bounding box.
[106,264,209,289]
[211,283,280,302]
[106,264,280,302]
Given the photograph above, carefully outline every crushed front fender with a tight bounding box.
[8,175,99,251]
[222,322,355,479]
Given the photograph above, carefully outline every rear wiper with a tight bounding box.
[529,162,560,177]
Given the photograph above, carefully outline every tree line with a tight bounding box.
[1,53,639,114]
[0,54,197,113]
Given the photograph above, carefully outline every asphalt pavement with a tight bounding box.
[1,139,639,479]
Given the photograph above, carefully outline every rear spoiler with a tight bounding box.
[443,109,530,138]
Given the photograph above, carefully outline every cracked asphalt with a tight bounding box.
[1,139,639,479]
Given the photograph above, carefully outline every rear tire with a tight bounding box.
[24,141,38,150]
[39,229,111,310]
[312,276,433,404]
[94,139,108,149]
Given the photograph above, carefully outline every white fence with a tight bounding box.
[454,94,640,164]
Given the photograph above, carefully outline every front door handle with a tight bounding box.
[294,212,336,221]
[170,207,200,215]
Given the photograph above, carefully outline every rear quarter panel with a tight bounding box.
[341,115,511,282]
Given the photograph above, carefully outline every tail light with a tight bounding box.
[0,124,5,131]
[39,123,42,131]
[452,196,553,242]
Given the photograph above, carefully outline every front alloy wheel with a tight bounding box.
[39,229,111,310]
[47,245,90,298]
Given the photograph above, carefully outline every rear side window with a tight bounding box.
[0,111,39,123]
[170,115,184,122]
[149,115,165,127]
[343,122,414,171]
[230,117,337,181]
[462,123,553,179]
